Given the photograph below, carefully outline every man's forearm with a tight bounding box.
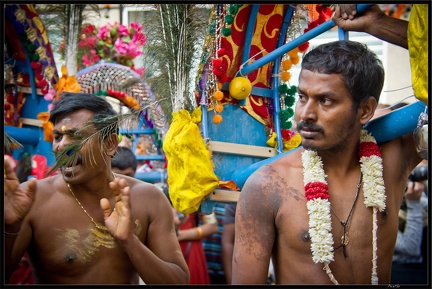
[367,14,408,49]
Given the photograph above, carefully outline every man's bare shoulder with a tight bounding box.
[125,177,167,199]
[240,148,304,207]
[26,174,63,198]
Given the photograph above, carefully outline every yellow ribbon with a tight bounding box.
[54,65,81,100]
[37,112,53,142]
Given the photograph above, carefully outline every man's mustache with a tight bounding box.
[296,121,323,133]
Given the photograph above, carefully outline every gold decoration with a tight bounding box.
[67,183,117,249]
[26,27,37,42]
[65,180,143,261]
[44,66,55,80]
[14,8,26,22]
[36,46,47,59]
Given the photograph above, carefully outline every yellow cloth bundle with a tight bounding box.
[407,4,428,105]
[163,107,219,214]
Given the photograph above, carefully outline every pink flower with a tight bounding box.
[130,22,143,32]
[117,24,130,36]
[114,39,128,55]
[97,25,110,39]
[82,55,91,66]
[82,24,95,35]
[132,31,147,45]
[127,40,143,57]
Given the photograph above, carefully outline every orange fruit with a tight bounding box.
[229,76,252,100]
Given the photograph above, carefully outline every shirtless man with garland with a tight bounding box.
[232,40,423,284]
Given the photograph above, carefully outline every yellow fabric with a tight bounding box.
[163,107,219,214]
[283,132,302,151]
[37,112,53,142]
[407,4,428,105]
[54,65,81,100]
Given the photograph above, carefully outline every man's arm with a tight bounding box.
[232,169,276,284]
[332,4,408,49]
[395,182,425,255]
[4,159,36,281]
[221,204,236,284]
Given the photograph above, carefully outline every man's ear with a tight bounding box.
[104,133,119,158]
[359,96,377,125]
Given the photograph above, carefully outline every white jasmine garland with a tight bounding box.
[301,129,385,285]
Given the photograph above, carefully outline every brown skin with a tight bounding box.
[4,109,189,284]
[232,70,422,284]
[222,219,235,284]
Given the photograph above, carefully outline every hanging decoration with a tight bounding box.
[269,4,331,152]
[4,4,59,127]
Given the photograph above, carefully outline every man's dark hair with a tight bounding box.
[49,92,118,135]
[111,146,138,171]
[301,40,385,109]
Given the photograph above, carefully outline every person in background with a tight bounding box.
[4,92,189,284]
[200,203,227,284]
[391,160,428,284]
[111,146,138,177]
[173,207,219,284]
[222,203,236,284]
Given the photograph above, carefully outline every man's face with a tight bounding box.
[52,109,108,181]
[295,69,359,152]
[112,167,135,177]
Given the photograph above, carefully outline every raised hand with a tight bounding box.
[4,156,37,225]
[332,4,385,33]
[100,177,134,242]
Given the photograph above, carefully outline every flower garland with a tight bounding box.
[301,129,386,285]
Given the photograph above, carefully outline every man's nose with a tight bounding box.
[298,102,317,122]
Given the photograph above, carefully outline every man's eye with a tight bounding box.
[320,98,332,105]
[54,134,62,141]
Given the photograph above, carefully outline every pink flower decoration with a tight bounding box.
[130,22,143,32]
[97,25,110,39]
[118,24,129,36]
[44,88,56,101]
[132,31,147,45]
[114,39,128,55]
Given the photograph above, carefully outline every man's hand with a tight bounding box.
[405,181,425,201]
[4,156,36,225]
[101,177,134,241]
[332,4,386,33]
